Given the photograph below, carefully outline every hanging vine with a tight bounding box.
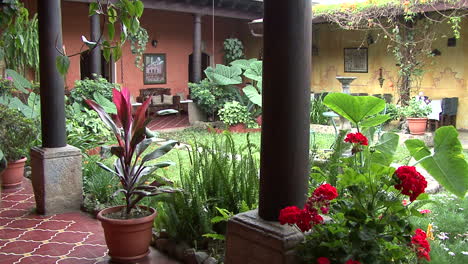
[0,0,39,79]
[128,26,148,70]
[314,0,467,105]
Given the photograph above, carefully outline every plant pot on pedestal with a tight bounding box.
[97,206,157,263]
[1,157,27,189]
[407,118,428,135]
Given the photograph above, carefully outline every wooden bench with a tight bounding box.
[136,88,181,115]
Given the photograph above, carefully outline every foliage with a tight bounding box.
[85,87,180,217]
[385,103,400,123]
[218,101,256,127]
[314,0,467,105]
[188,79,237,119]
[223,38,245,64]
[128,26,148,70]
[0,76,15,96]
[285,94,468,263]
[0,149,6,173]
[310,96,329,125]
[400,98,432,118]
[56,0,146,75]
[0,1,39,77]
[70,75,119,107]
[155,133,259,247]
[0,105,38,161]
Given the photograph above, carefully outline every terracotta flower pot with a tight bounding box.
[229,123,247,133]
[407,117,428,135]
[97,205,157,263]
[1,157,27,189]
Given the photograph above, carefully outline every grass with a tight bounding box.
[409,192,468,264]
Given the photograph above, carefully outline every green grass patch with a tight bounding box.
[409,192,468,264]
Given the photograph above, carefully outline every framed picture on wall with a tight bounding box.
[143,53,166,84]
[344,48,368,73]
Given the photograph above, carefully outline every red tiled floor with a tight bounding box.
[148,114,190,130]
[0,180,180,264]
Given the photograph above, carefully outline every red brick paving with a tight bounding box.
[0,180,179,264]
[147,114,190,130]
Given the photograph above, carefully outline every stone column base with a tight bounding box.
[225,209,304,264]
[188,102,207,124]
[31,145,83,215]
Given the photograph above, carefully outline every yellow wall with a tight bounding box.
[243,20,468,130]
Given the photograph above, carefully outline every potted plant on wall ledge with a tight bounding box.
[401,97,432,135]
[0,105,38,189]
[86,88,180,263]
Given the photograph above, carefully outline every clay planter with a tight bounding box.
[1,157,27,189]
[97,205,157,263]
[407,117,428,135]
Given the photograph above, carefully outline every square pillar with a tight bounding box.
[31,145,83,215]
[225,210,303,264]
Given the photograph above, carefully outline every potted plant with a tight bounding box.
[86,88,180,263]
[401,97,432,135]
[0,105,38,189]
[218,101,256,132]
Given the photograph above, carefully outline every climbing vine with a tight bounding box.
[129,26,148,70]
[223,38,245,65]
[314,0,467,104]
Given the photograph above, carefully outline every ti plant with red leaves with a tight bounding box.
[86,87,180,217]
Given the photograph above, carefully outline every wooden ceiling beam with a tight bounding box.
[65,0,262,20]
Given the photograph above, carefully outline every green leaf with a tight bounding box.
[112,46,123,62]
[323,93,386,125]
[89,2,99,16]
[202,233,225,241]
[107,23,115,40]
[5,69,31,93]
[107,7,117,24]
[360,114,391,128]
[337,168,366,189]
[55,55,70,76]
[405,126,468,198]
[93,92,116,114]
[230,58,257,70]
[142,140,178,163]
[204,64,242,85]
[134,0,144,17]
[372,132,399,166]
[103,46,111,62]
[243,85,262,107]
[244,60,262,82]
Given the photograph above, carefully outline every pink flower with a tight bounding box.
[345,260,361,264]
[6,76,13,81]
[419,209,431,214]
[402,199,409,206]
[317,257,331,264]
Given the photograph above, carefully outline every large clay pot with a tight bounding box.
[1,157,27,189]
[407,117,428,135]
[97,205,157,263]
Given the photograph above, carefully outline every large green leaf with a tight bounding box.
[244,61,262,82]
[93,92,117,114]
[323,93,386,125]
[204,64,242,85]
[243,85,262,107]
[56,55,70,76]
[5,69,31,93]
[360,115,391,128]
[27,92,41,119]
[372,132,399,166]
[230,58,257,70]
[142,140,178,163]
[405,126,468,198]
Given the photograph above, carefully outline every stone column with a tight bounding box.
[225,0,312,263]
[192,14,202,83]
[89,13,102,78]
[33,0,82,215]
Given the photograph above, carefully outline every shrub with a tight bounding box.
[218,101,256,127]
[310,96,329,125]
[155,133,259,248]
[384,103,400,123]
[69,75,119,106]
[0,105,38,161]
[223,38,245,64]
[401,97,432,118]
[189,79,237,119]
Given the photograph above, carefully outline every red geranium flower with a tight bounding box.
[345,260,361,264]
[278,206,301,225]
[411,229,431,261]
[344,132,368,146]
[313,183,338,201]
[317,257,331,264]
[394,166,427,201]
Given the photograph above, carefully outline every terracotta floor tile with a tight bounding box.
[84,233,106,245]
[50,212,90,221]
[12,202,36,210]
[17,255,61,264]
[2,194,31,202]
[33,242,76,256]
[18,230,57,242]
[35,220,73,231]
[0,201,19,208]
[5,219,43,229]
[0,210,29,218]
[0,239,10,247]
[0,253,23,263]
[67,244,108,258]
[0,218,16,226]
[56,257,98,264]
[0,240,42,254]
[0,228,28,239]
[50,231,90,244]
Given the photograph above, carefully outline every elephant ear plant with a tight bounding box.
[85,87,180,218]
